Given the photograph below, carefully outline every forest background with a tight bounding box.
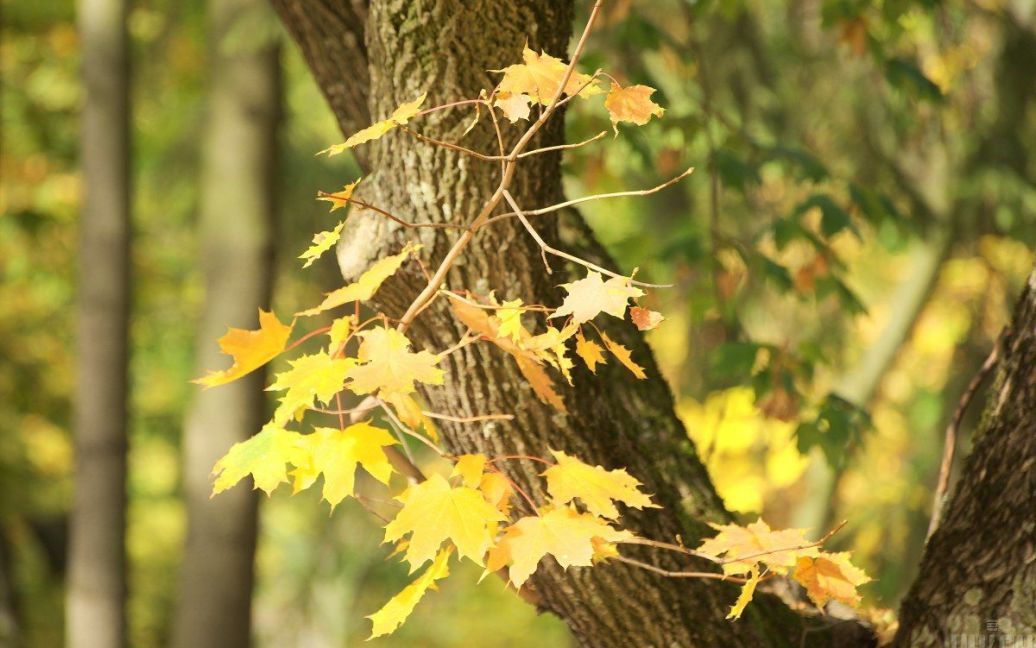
[1,0,1034,645]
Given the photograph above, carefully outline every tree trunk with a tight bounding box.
[277,2,872,646]
[170,2,280,646]
[67,0,131,645]
[893,270,1036,647]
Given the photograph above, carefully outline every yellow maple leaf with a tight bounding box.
[494,93,532,122]
[726,565,761,620]
[299,221,345,268]
[321,93,426,156]
[494,46,601,106]
[479,471,513,515]
[450,296,567,412]
[368,546,452,639]
[293,422,397,509]
[345,327,444,397]
[524,324,577,385]
[574,330,606,373]
[194,310,293,387]
[327,315,353,351]
[266,352,354,424]
[793,552,871,609]
[599,332,647,380]
[316,178,361,212]
[211,423,304,496]
[380,391,439,442]
[496,299,525,343]
[552,271,644,325]
[451,454,488,488]
[542,449,657,519]
[384,473,506,571]
[297,242,420,317]
[485,506,633,588]
[604,83,664,135]
[630,306,664,331]
[697,518,818,576]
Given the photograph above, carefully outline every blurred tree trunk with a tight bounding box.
[67,0,130,646]
[170,2,280,647]
[893,269,1036,647]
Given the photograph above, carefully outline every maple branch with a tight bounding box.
[414,98,485,118]
[376,398,443,456]
[620,536,718,563]
[927,334,1002,540]
[516,130,607,159]
[395,0,602,332]
[488,454,553,466]
[285,325,331,353]
[716,520,848,568]
[317,191,462,229]
[438,290,552,313]
[502,189,672,289]
[486,464,539,515]
[612,555,751,584]
[484,167,695,226]
[422,411,514,424]
[400,126,501,162]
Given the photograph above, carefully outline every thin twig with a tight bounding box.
[317,191,461,230]
[926,335,1002,540]
[376,398,443,456]
[515,131,607,159]
[394,0,603,331]
[484,167,694,226]
[613,555,751,584]
[502,190,672,289]
[422,411,514,424]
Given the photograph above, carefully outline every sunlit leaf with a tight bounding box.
[321,94,427,155]
[604,83,664,134]
[297,242,420,317]
[485,506,633,588]
[552,271,643,325]
[194,310,293,387]
[384,473,505,571]
[542,449,656,519]
[368,547,452,638]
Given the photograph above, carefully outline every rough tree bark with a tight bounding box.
[893,271,1036,647]
[275,2,870,646]
[273,1,1034,646]
[171,2,281,647]
[67,0,131,646]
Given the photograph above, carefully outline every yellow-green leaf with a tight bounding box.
[294,422,397,509]
[316,178,361,211]
[346,327,444,397]
[367,547,452,639]
[266,352,353,424]
[321,94,426,155]
[384,473,505,571]
[726,566,761,620]
[485,506,632,588]
[297,242,420,317]
[451,454,488,488]
[299,221,345,268]
[542,449,657,519]
[211,424,304,496]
